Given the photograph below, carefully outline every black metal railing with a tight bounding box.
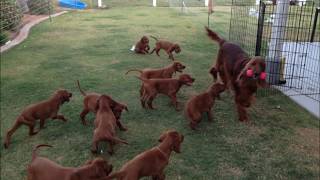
[229,0,319,101]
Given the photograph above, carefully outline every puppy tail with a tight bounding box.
[150,35,159,41]
[32,144,52,161]
[135,76,148,82]
[104,171,125,179]
[205,27,225,46]
[125,69,142,75]
[76,80,86,96]
[110,137,129,145]
[209,67,218,80]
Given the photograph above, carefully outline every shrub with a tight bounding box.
[0,31,9,46]
[28,0,54,15]
[0,0,23,31]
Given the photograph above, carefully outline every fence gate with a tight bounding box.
[229,0,320,102]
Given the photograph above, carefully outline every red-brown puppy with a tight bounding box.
[77,80,128,131]
[134,36,150,54]
[3,89,72,149]
[150,36,181,61]
[91,95,128,155]
[126,61,186,79]
[27,144,113,180]
[185,83,225,130]
[138,74,195,110]
[102,130,184,180]
[206,27,268,122]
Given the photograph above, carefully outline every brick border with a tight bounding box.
[1,11,68,53]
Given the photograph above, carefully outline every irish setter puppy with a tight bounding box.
[185,83,225,130]
[91,95,128,155]
[27,144,113,180]
[126,61,186,97]
[150,36,181,60]
[102,130,184,180]
[77,80,128,131]
[206,27,268,122]
[138,74,195,110]
[134,36,150,54]
[125,61,186,79]
[3,89,72,149]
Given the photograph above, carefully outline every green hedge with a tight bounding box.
[0,0,23,31]
[27,0,54,15]
[0,31,9,46]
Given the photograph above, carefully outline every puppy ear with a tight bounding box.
[209,67,218,80]
[91,160,106,177]
[84,159,93,165]
[258,79,268,88]
[158,132,167,142]
[69,171,80,180]
[107,164,113,175]
[123,104,129,112]
[95,99,100,111]
[170,132,182,153]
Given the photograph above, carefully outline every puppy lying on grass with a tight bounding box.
[133,36,150,54]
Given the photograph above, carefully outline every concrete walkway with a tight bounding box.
[0,11,68,53]
[278,87,320,119]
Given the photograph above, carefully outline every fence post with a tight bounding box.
[255,1,265,56]
[48,0,52,22]
[310,7,319,42]
[153,0,156,7]
[267,0,289,84]
[98,0,102,7]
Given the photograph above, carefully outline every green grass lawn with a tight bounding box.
[1,6,319,180]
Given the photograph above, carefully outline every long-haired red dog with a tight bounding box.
[206,27,268,122]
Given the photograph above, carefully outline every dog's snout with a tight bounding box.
[69,93,73,97]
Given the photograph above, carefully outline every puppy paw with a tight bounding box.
[120,127,128,131]
[29,130,39,136]
[91,149,98,154]
[82,121,88,126]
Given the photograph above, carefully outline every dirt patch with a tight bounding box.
[7,14,46,40]
[248,125,265,136]
[292,127,320,158]
[218,163,244,177]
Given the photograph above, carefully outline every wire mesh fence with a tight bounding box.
[229,0,320,101]
[0,0,53,46]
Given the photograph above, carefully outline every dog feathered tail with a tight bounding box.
[32,144,52,161]
[125,69,143,75]
[150,35,159,41]
[205,27,225,46]
[109,136,129,145]
[76,80,86,96]
[135,76,149,83]
[103,171,125,180]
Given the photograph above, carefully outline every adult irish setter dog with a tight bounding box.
[206,27,268,122]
